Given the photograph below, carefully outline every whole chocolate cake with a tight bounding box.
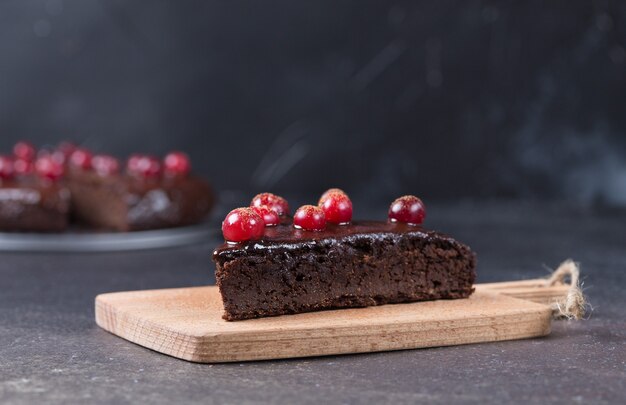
[0,141,214,232]
[213,191,476,321]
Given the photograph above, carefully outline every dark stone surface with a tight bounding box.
[1,202,625,404]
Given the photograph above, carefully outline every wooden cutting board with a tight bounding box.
[95,280,569,363]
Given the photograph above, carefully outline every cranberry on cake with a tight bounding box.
[213,189,476,321]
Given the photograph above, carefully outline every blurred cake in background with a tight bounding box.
[0,141,215,232]
[0,142,71,232]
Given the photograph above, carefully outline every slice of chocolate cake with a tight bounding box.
[213,221,476,321]
[67,165,214,232]
[0,152,70,232]
[0,178,70,232]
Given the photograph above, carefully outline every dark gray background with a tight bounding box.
[1,0,625,206]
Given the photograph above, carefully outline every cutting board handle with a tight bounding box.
[478,259,586,319]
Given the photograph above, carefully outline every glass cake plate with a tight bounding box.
[0,221,218,252]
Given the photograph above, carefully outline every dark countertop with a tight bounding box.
[1,202,625,404]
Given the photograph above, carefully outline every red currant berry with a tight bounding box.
[52,141,77,164]
[388,195,426,225]
[13,141,36,162]
[92,155,120,176]
[127,154,162,178]
[293,205,326,231]
[57,141,77,157]
[251,205,280,227]
[0,156,15,180]
[13,158,34,175]
[127,154,141,171]
[69,148,93,170]
[36,148,65,166]
[51,151,67,165]
[163,151,191,177]
[318,188,346,205]
[222,207,265,243]
[35,155,64,181]
[319,190,352,224]
[251,192,290,217]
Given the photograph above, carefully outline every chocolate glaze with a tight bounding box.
[214,221,459,259]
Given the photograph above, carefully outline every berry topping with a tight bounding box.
[251,192,290,217]
[57,141,77,157]
[319,189,352,224]
[13,158,34,175]
[293,205,326,231]
[53,141,77,164]
[164,151,191,177]
[92,155,120,176]
[69,148,93,170]
[36,148,65,166]
[251,205,280,227]
[0,156,15,180]
[35,155,64,181]
[127,154,162,179]
[388,195,426,225]
[50,150,67,165]
[222,207,265,243]
[318,188,347,205]
[13,141,36,162]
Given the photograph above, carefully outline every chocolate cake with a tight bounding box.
[67,168,214,232]
[0,142,215,233]
[0,178,70,232]
[213,221,476,321]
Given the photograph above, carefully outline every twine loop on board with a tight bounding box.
[545,259,586,320]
